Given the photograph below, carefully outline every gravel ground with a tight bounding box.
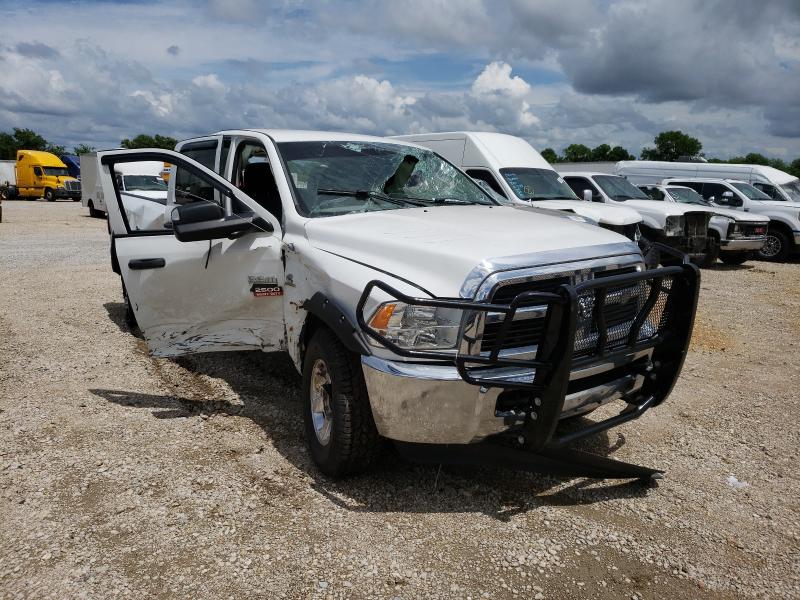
[1,200,798,600]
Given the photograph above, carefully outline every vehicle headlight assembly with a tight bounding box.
[367,302,463,350]
[664,215,685,237]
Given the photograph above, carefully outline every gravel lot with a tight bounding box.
[1,200,798,599]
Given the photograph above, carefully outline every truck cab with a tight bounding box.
[639,184,767,265]
[391,132,644,241]
[12,150,81,201]
[97,130,699,478]
[663,177,800,261]
[561,172,714,265]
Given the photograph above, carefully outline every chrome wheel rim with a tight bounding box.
[760,234,781,258]
[309,358,333,446]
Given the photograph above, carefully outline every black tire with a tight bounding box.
[122,281,138,330]
[719,251,749,265]
[88,201,103,218]
[0,187,8,200]
[758,228,790,261]
[302,328,382,477]
[44,188,55,202]
[694,234,720,268]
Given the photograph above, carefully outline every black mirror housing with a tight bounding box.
[174,215,257,242]
[172,202,223,225]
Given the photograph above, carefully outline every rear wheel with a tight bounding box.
[44,188,55,202]
[302,328,382,477]
[719,251,749,265]
[758,228,790,261]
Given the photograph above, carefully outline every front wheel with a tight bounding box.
[88,200,103,218]
[44,188,55,202]
[719,251,750,265]
[758,228,790,261]
[302,329,382,477]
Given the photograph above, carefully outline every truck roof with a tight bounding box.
[17,150,66,167]
[212,129,422,146]
[616,160,797,185]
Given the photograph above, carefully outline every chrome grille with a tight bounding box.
[65,180,81,192]
[480,265,650,357]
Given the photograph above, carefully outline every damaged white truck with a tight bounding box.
[99,130,699,480]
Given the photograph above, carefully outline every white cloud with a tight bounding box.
[472,62,531,98]
[192,74,226,92]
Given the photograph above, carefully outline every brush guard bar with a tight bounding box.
[357,244,700,452]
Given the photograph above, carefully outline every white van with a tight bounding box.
[616,160,800,203]
[391,132,644,240]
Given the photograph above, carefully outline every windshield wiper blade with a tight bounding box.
[317,188,424,207]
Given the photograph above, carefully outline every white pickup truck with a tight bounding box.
[97,129,699,479]
[393,132,644,241]
[639,184,768,265]
[661,177,800,261]
[561,172,714,265]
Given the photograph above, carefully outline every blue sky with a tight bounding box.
[1,0,799,159]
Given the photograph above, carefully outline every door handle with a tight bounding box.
[129,258,166,270]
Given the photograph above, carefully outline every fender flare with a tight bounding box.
[301,292,371,356]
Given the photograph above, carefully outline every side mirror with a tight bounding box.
[171,202,267,242]
[722,191,734,199]
[582,189,593,202]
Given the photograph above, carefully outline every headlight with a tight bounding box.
[633,224,642,242]
[367,302,462,350]
[664,215,685,237]
[57,185,65,190]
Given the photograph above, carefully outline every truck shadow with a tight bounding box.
[90,337,656,520]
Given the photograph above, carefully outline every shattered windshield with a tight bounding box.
[594,175,651,200]
[277,141,495,217]
[666,187,710,206]
[499,168,578,201]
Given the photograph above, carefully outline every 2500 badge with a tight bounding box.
[248,275,283,297]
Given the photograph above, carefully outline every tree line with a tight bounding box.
[0,129,178,160]
[1,127,799,178]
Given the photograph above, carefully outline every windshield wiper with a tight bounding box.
[317,188,425,208]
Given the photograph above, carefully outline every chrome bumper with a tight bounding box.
[721,238,765,251]
[361,354,646,444]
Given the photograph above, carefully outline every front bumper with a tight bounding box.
[357,247,700,450]
[362,354,647,443]
[55,188,81,199]
[720,238,765,251]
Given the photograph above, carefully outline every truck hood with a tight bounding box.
[751,200,800,212]
[305,205,636,297]
[704,206,769,222]
[620,199,711,218]
[526,200,641,226]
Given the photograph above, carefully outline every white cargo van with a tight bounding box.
[391,132,644,241]
[616,160,800,203]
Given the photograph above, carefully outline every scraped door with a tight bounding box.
[98,149,285,357]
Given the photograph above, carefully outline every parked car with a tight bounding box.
[96,129,699,479]
[616,160,800,203]
[560,172,713,265]
[391,132,644,241]
[0,150,81,201]
[639,184,768,265]
[661,177,800,261]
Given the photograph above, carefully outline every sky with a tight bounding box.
[1,0,799,159]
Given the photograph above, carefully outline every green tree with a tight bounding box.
[607,145,635,161]
[120,134,177,150]
[73,143,96,155]
[540,147,558,163]
[0,128,50,159]
[640,130,703,161]
[562,143,592,162]
[590,143,611,161]
[789,158,800,179]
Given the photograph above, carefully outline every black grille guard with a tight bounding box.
[357,243,700,454]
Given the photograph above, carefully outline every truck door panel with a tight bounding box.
[98,149,284,358]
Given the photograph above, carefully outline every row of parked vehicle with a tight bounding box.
[84,127,770,481]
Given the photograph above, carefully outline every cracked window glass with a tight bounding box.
[277,141,496,217]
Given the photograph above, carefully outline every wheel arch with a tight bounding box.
[299,293,371,365]
[767,219,795,249]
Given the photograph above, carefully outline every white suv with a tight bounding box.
[96,129,699,479]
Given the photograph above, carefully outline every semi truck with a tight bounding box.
[0,150,81,201]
